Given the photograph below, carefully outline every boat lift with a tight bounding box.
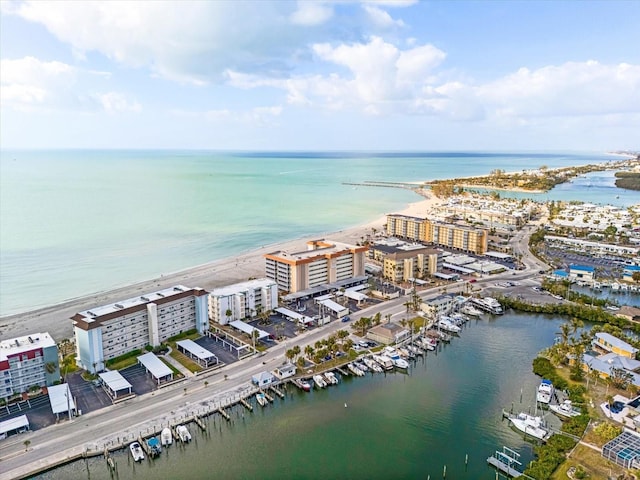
[487,446,523,478]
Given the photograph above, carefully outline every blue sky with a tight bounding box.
[1,0,639,150]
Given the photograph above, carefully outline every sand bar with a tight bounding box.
[0,195,442,342]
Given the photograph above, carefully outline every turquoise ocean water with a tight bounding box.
[0,150,635,316]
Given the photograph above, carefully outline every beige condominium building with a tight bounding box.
[386,214,488,255]
[265,240,368,293]
[369,242,441,282]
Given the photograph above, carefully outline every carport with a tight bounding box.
[229,320,270,340]
[344,290,368,303]
[176,339,218,367]
[99,370,133,399]
[0,414,29,438]
[137,352,173,385]
[318,299,349,319]
[275,307,314,325]
[48,383,76,420]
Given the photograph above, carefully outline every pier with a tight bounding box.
[240,398,253,411]
[193,415,206,431]
[269,385,285,399]
[263,391,274,403]
[217,408,231,421]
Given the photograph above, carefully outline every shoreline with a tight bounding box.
[0,195,442,342]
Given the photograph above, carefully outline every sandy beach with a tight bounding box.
[0,195,442,343]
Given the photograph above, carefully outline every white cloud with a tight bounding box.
[290,1,333,26]
[0,56,139,113]
[171,105,282,127]
[98,92,141,114]
[477,61,640,118]
[362,4,405,28]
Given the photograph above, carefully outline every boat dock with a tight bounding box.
[240,398,253,411]
[487,446,522,478]
[193,415,206,431]
[269,385,284,399]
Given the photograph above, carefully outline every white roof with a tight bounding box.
[79,285,200,322]
[99,370,133,392]
[485,251,513,259]
[0,332,56,362]
[0,414,29,435]
[442,262,475,274]
[275,307,314,324]
[176,339,217,361]
[344,290,368,301]
[209,278,276,297]
[137,352,173,379]
[229,320,270,340]
[318,299,348,313]
[48,383,76,415]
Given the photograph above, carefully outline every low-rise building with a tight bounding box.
[421,295,455,318]
[273,363,296,379]
[367,323,409,345]
[73,285,209,373]
[568,264,595,281]
[623,265,640,283]
[593,332,639,359]
[369,241,441,282]
[0,333,59,400]
[209,278,278,325]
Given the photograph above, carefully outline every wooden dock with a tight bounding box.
[240,398,253,411]
[269,385,284,398]
[263,391,274,403]
[137,436,150,457]
[217,408,230,421]
[336,367,349,376]
[193,415,206,431]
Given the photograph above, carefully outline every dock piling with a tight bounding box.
[240,398,253,411]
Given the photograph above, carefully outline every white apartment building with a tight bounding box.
[73,285,209,373]
[209,278,279,325]
[0,333,59,400]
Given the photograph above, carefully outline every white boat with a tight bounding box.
[507,413,550,441]
[161,427,173,447]
[363,357,383,373]
[372,354,393,370]
[470,297,504,315]
[450,313,468,325]
[353,361,369,372]
[419,337,436,351]
[549,400,581,419]
[256,392,268,406]
[129,441,145,462]
[313,374,327,388]
[324,371,339,385]
[460,304,483,317]
[438,318,461,333]
[407,344,423,356]
[536,379,554,404]
[392,357,409,369]
[176,424,192,443]
[347,363,365,376]
[398,347,414,359]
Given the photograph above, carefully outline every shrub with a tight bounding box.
[593,422,622,443]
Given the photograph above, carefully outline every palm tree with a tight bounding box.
[285,349,295,363]
[292,345,301,361]
[343,338,354,353]
[337,330,349,342]
[24,440,30,451]
[304,345,314,359]
[225,308,232,325]
[251,329,259,351]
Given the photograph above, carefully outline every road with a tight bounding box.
[0,224,550,480]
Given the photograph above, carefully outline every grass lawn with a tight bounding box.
[159,357,184,379]
[105,356,140,371]
[554,443,627,480]
[169,349,202,373]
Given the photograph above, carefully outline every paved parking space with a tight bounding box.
[196,335,240,365]
[0,394,56,431]
[66,371,112,414]
[120,364,157,395]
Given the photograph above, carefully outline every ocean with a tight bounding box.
[0,150,634,317]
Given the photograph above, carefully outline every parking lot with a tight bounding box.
[120,363,158,396]
[0,394,57,432]
[196,335,241,365]
[543,246,623,277]
[66,371,112,414]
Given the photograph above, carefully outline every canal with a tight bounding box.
[38,312,569,480]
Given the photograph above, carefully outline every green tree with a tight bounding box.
[633,271,640,284]
[225,308,232,324]
[285,349,295,362]
[44,362,57,375]
[304,345,314,359]
[24,439,30,451]
[292,345,301,360]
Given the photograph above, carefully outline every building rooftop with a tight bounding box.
[265,239,365,262]
[0,332,56,361]
[595,332,639,354]
[210,278,276,297]
[75,285,206,323]
[569,264,596,273]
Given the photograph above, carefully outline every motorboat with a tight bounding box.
[536,379,554,404]
[161,427,173,447]
[353,360,369,372]
[372,354,393,370]
[313,374,327,388]
[419,337,436,351]
[176,424,192,443]
[438,318,461,334]
[299,379,311,391]
[460,304,483,317]
[549,400,581,419]
[392,357,409,369]
[507,412,551,441]
[470,297,504,315]
[347,363,365,376]
[146,436,161,457]
[256,392,268,406]
[129,441,145,462]
[398,347,414,359]
[363,357,383,373]
[324,371,339,385]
